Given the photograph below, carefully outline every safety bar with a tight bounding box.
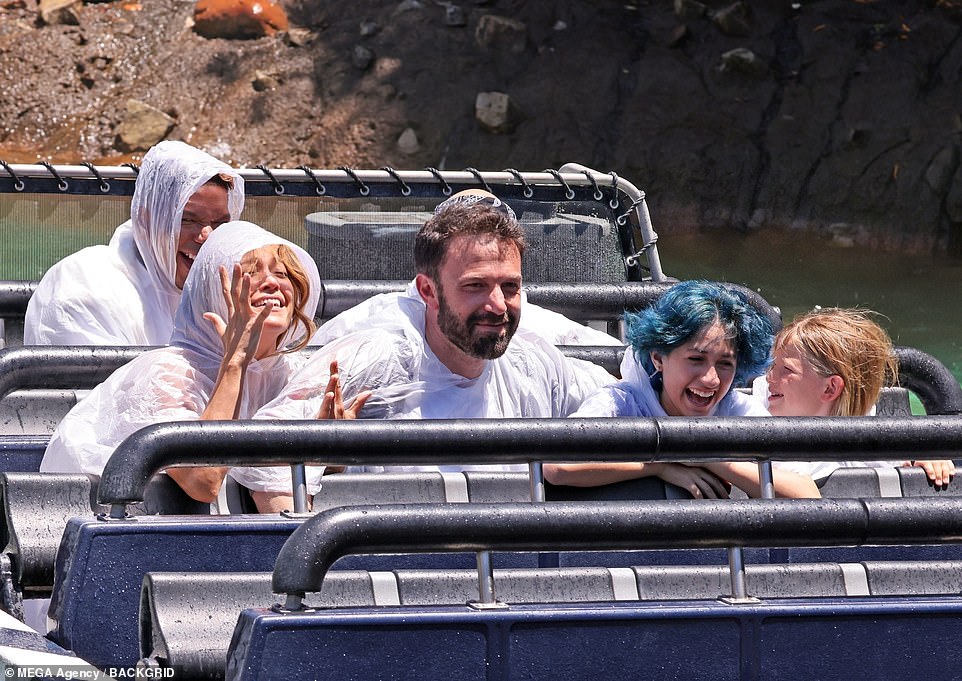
[0,346,150,400]
[0,281,36,318]
[895,347,962,415]
[271,497,962,604]
[0,343,611,402]
[98,416,962,509]
[0,342,954,412]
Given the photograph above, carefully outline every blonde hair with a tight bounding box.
[240,244,316,352]
[773,308,898,416]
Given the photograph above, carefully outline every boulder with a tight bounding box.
[38,0,81,25]
[252,69,281,92]
[711,2,751,37]
[444,4,466,27]
[115,100,174,152]
[353,45,375,70]
[475,91,517,134]
[397,128,420,155]
[719,47,768,77]
[475,14,526,53]
[192,0,288,40]
[359,19,380,37]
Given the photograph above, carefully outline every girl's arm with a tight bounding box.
[543,462,731,499]
[700,461,821,499]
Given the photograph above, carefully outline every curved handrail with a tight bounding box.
[0,281,37,317]
[271,497,962,600]
[1,163,663,281]
[894,346,962,415]
[98,416,962,508]
[0,346,150,400]
[0,342,954,413]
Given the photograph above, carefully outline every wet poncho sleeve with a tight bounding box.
[40,349,214,477]
[23,235,159,345]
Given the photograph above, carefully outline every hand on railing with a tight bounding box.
[904,459,956,489]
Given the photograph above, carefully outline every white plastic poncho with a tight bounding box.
[24,141,244,345]
[41,221,324,496]
[750,375,896,481]
[256,288,615,473]
[571,349,769,418]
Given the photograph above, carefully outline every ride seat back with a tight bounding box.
[140,570,379,678]
[304,211,626,283]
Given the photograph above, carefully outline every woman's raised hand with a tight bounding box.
[317,360,373,420]
[204,264,272,368]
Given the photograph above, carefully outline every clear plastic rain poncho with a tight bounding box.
[41,221,323,496]
[256,285,616,473]
[24,141,244,345]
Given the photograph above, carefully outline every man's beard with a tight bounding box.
[436,287,519,360]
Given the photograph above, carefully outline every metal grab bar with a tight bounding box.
[895,346,962,415]
[98,416,962,509]
[0,281,37,318]
[0,345,150,400]
[271,497,962,604]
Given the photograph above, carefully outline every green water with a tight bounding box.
[658,228,962,385]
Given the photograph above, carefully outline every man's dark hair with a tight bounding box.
[414,204,526,280]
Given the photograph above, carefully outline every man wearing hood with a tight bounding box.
[24,140,244,345]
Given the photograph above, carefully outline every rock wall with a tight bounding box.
[0,0,959,253]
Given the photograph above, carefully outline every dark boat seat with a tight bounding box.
[877,386,912,416]
[0,390,82,436]
[0,472,94,619]
[48,515,537,669]
[0,471,209,620]
[48,515,303,670]
[0,435,49,474]
[313,471,534,512]
[304,211,628,284]
[138,562,866,680]
[312,472,453,512]
[817,466,902,497]
[139,570,379,678]
[862,560,962,596]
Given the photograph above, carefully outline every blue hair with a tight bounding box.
[625,280,774,390]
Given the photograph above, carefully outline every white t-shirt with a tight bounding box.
[257,288,616,473]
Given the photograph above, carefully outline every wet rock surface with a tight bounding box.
[0,0,960,253]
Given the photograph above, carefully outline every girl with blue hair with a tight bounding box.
[544,280,820,498]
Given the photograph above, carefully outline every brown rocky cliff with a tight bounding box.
[0,0,960,253]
